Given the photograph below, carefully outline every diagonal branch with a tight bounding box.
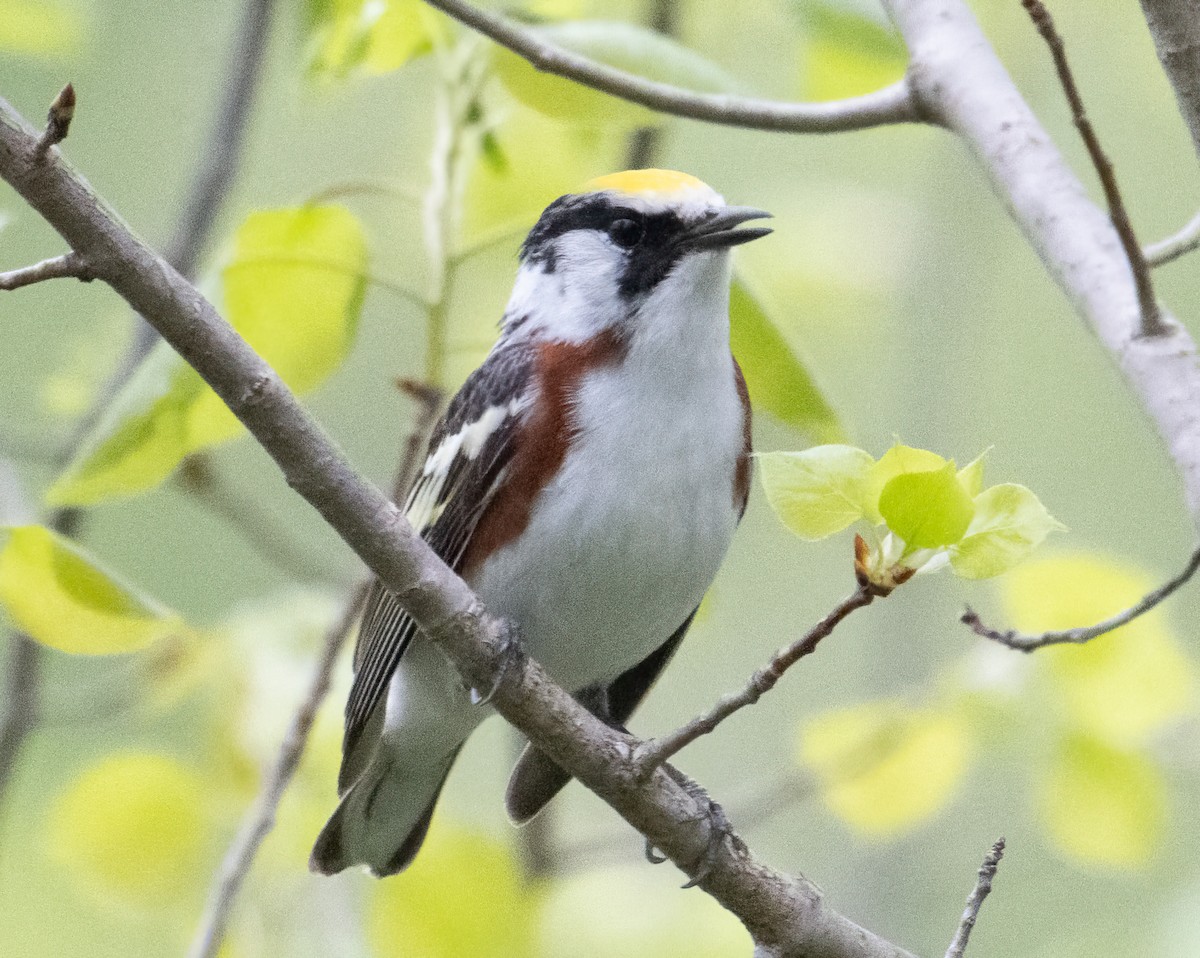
[635,580,877,776]
[422,0,922,133]
[1145,207,1200,267]
[0,94,915,958]
[962,544,1200,651]
[1020,0,1163,337]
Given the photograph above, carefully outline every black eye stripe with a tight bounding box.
[520,194,687,265]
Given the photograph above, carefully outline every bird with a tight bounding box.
[310,169,771,877]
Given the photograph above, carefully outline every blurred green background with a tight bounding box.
[3,0,1200,955]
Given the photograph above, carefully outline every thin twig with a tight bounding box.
[34,83,75,158]
[1145,207,1200,267]
[185,583,367,958]
[0,251,90,290]
[421,0,920,133]
[634,582,877,775]
[0,637,41,828]
[1022,0,1164,337]
[185,384,440,958]
[963,544,1200,651]
[944,838,1005,958]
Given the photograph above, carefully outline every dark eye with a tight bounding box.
[608,218,644,249]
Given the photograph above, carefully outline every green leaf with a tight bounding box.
[758,445,875,540]
[0,526,180,655]
[796,0,907,101]
[950,483,1064,579]
[304,0,441,79]
[493,21,738,127]
[369,824,533,957]
[49,753,214,906]
[0,0,82,58]
[1038,733,1165,868]
[730,280,842,443]
[799,700,972,837]
[957,450,987,498]
[878,460,975,549]
[49,205,367,506]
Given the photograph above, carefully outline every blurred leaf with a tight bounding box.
[758,445,875,540]
[800,700,971,837]
[878,461,974,549]
[48,205,367,506]
[950,483,1064,579]
[538,866,750,956]
[304,0,441,79]
[370,824,533,957]
[48,753,214,905]
[1003,554,1197,743]
[1038,733,1165,868]
[0,525,180,655]
[796,0,906,100]
[730,279,842,442]
[0,0,82,57]
[493,21,738,127]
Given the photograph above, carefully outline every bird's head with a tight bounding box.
[503,169,771,345]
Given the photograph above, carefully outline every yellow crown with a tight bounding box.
[585,169,712,200]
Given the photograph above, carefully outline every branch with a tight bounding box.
[0,251,91,290]
[635,580,877,776]
[185,584,367,958]
[1138,0,1200,166]
[1021,0,1163,337]
[422,0,922,133]
[944,838,1005,958]
[885,0,1200,527]
[0,97,915,958]
[1145,207,1200,267]
[962,544,1200,651]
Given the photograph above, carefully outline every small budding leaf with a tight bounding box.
[799,700,972,837]
[48,204,367,506]
[878,461,975,549]
[730,280,842,443]
[758,445,875,540]
[950,483,1065,579]
[956,450,987,498]
[1038,733,1165,868]
[0,525,180,655]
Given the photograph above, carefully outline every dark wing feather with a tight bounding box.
[505,609,697,823]
[339,341,534,791]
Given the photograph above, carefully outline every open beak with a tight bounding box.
[683,206,773,251]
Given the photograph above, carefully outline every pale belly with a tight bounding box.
[470,370,743,692]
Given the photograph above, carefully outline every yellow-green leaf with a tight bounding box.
[799,700,971,837]
[730,279,842,442]
[1038,733,1165,868]
[1003,554,1197,743]
[0,526,180,655]
[878,460,974,549]
[369,823,533,958]
[950,483,1064,579]
[758,445,875,540]
[865,443,947,522]
[957,450,987,498]
[48,753,213,905]
[797,0,907,101]
[0,0,82,57]
[538,866,750,957]
[493,21,737,127]
[304,0,441,79]
[48,205,367,506]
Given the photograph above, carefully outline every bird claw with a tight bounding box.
[469,620,525,707]
[667,766,735,889]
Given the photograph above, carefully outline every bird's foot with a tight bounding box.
[469,619,526,707]
[643,765,741,888]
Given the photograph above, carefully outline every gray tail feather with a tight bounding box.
[310,747,461,877]
[505,743,573,824]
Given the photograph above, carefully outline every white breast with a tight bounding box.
[471,325,745,693]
